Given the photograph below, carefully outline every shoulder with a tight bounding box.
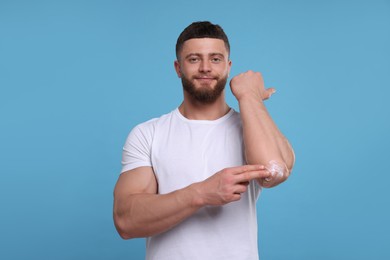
[128,110,176,138]
[136,110,176,129]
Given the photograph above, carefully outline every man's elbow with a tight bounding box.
[118,231,133,240]
[113,213,138,240]
[285,149,295,174]
[265,157,293,184]
[117,229,134,240]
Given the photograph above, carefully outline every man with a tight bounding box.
[114,21,295,260]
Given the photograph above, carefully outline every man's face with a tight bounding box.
[174,38,232,103]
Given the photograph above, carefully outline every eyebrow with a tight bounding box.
[184,52,226,59]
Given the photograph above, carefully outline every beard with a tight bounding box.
[181,74,228,104]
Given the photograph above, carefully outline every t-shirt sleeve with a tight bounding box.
[121,121,155,173]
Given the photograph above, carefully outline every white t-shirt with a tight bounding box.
[122,108,262,260]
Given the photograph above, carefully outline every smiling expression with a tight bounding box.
[174,38,232,103]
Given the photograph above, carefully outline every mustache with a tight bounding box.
[192,74,218,79]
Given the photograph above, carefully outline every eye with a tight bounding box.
[188,57,200,63]
[211,57,222,63]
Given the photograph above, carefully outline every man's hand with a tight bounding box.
[257,160,290,188]
[192,165,271,206]
[230,70,275,102]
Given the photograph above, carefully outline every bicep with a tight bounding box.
[114,166,158,199]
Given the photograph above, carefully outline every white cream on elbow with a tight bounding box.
[265,160,288,181]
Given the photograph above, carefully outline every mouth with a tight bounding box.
[194,76,216,84]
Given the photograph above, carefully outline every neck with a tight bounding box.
[179,91,230,120]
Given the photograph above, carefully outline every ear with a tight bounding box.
[174,60,182,78]
[228,60,232,77]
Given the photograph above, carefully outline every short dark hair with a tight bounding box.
[175,21,230,60]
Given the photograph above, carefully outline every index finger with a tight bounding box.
[229,165,265,175]
[235,169,271,183]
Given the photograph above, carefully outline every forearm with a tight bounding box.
[239,96,295,182]
[114,184,202,239]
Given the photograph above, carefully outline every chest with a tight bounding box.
[151,120,245,193]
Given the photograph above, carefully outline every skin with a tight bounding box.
[113,38,295,239]
[230,71,295,187]
[174,38,232,120]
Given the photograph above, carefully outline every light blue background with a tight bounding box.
[1,0,389,259]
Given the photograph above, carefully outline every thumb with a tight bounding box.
[263,87,276,100]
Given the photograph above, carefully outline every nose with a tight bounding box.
[199,60,211,73]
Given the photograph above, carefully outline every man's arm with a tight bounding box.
[230,71,295,188]
[113,165,271,239]
[113,166,199,239]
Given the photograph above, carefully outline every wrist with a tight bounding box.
[236,93,263,104]
[187,182,206,208]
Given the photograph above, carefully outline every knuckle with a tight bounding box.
[220,168,229,175]
[222,194,232,203]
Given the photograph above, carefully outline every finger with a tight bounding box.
[259,177,274,188]
[234,183,248,194]
[235,169,271,183]
[231,193,242,202]
[229,165,265,175]
[263,88,276,100]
